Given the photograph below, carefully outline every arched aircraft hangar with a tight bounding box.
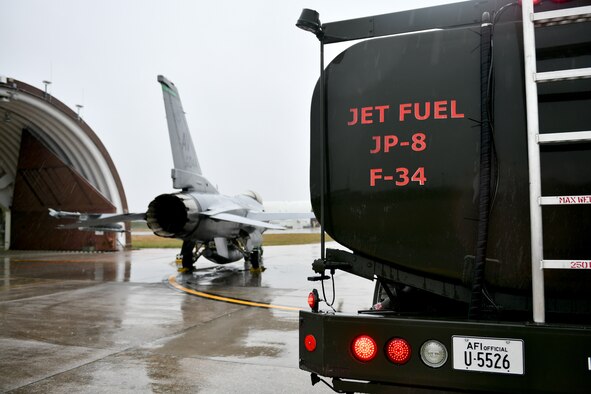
[0,76,129,251]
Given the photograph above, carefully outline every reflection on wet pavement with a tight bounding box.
[0,243,373,392]
[185,264,263,288]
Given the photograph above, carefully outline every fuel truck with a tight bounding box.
[296,0,591,392]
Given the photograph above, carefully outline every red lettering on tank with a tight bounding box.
[349,105,390,126]
[370,168,383,186]
[399,103,412,122]
[451,100,464,118]
[348,108,358,126]
[384,135,399,153]
[414,102,431,120]
[370,133,427,154]
[370,167,427,187]
[375,105,389,123]
[399,100,464,121]
[370,136,381,154]
[434,101,447,119]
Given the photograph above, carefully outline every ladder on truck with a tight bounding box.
[521,1,591,323]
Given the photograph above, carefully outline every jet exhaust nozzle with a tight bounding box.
[146,193,200,238]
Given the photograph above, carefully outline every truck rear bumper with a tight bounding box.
[299,311,591,393]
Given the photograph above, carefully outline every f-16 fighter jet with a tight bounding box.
[51,75,313,272]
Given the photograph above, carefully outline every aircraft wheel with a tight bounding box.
[249,249,265,272]
[250,249,260,269]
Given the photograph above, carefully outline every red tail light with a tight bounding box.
[386,338,412,364]
[352,335,378,362]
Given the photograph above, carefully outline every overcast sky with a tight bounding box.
[1,0,466,212]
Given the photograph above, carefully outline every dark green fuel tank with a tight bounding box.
[310,17,591,297]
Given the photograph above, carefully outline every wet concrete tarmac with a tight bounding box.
[0,243,374,393]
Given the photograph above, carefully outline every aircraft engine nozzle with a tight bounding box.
[146,193,200,238]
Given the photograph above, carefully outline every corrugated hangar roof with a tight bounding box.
[0,76,128,248]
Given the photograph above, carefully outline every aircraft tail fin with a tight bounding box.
[158,75,216,193]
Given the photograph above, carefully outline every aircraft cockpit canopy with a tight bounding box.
[241,190,263,204]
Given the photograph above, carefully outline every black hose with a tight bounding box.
[469,12,494,319]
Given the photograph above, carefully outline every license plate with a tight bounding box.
[452,336,524,375]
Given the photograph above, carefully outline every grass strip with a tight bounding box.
[131,232,330,249]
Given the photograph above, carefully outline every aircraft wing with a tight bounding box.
[69,224,127,233]
[48,208,101,220]
[203,212,285,230]
[247,212,316,221]
[50,209,146,231]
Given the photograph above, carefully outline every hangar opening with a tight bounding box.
[0,76,129,251]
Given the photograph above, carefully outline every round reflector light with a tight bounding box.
[385,338,412,364]
[304,334,317,352]
[420,340,448,368]
[352,335,378,362]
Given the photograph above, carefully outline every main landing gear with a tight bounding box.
[175,241,264,274]
[176,240,201,273]
[246,248,265,273]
